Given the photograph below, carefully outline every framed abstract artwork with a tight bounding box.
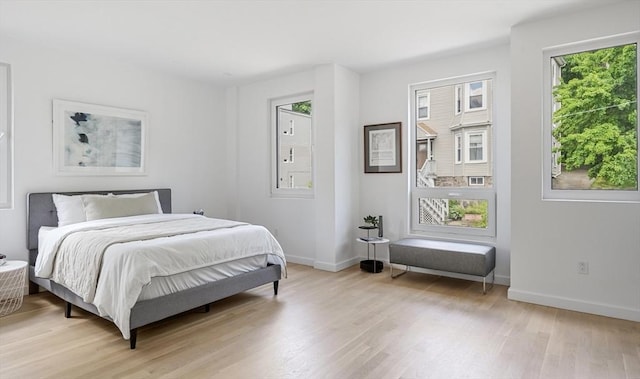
[53,99,148,175]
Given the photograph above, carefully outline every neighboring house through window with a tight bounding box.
[271,93,314,198]
[410,73,495,237]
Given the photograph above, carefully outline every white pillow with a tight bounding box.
[52,194,87,226]
[83,192,161,221]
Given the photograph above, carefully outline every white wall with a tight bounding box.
[229,64,360,271]
[0,36,226,262]
[509,1,640,321]
[358,44,512,285]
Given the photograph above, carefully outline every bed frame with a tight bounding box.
[27,189,281,349]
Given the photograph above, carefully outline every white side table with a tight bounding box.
[357,237,389,273]
[0,260,27,317]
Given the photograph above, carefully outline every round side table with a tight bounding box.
[0,260,28,317]
[357,237,389,273]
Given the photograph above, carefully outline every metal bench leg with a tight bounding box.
[390,263,409,279]
[483,270,495,294]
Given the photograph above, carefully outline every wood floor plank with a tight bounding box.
[1,263,638,379]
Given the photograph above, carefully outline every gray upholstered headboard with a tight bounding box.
[27,189,171,264]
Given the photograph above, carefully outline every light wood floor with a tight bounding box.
[1,263,639,379]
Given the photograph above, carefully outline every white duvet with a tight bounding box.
[36,214,286,339]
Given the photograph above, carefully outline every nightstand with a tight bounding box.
[0,260,27,317]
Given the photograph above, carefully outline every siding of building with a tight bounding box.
[416,78,493,186]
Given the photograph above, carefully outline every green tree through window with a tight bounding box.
[552,43,638,189]
[292,101,312,115]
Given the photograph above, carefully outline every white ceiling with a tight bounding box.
[0,0,628,86]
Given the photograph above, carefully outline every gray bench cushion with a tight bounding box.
[389,238,495,277]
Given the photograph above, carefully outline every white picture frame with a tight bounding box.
[53,99,148,176]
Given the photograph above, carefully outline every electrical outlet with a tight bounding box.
[577,261,589,275]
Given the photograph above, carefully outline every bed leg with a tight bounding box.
[65,302,72,318]
[29,281,40,295]
[273,280,279,295]
[204,304,210,313]
[130,329,137,350]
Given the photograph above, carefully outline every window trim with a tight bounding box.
[270,92,314,199]
[542,31,640,203]
[0,62,13,210]
[410,72,496,237]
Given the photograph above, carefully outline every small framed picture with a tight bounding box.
[364,122,402,173]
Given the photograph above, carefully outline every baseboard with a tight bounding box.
[335,256,362,272]
[508,288,640,322]
[313,256,361,272]
[284,255,315,267]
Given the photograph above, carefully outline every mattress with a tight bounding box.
[38,225,269,301]
[138,255,267,301]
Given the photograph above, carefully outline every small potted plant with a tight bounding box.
[363,215,379,228]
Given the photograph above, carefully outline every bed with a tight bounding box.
[27,189,285,349]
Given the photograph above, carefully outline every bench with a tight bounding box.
[389,238,496,293]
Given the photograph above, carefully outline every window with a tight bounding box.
[543,32,639,202]
[0,63,12,210]
[283,119,295,135]
[454,85,463,115]
[411,73,495,236]
[466,131,486,163]
[466,81,486,111]
[469,177,485,186]
[271,93,313,197]
[283,147,294,163]
[417,90,430,120]
[454,133,462,164]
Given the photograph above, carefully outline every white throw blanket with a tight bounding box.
[36,214,287,339]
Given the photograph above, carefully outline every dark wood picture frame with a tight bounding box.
[364,122,402,173]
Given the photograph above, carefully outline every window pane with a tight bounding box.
[468,134,483,161]
[415,79,492,189]
[417,93,429,119]
[551,42,637,191]
[468,81,484,109]
[418,198,488,229]
[0,63,11,209]
[276,99,312,189]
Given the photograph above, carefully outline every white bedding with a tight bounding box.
[36,214,286,339]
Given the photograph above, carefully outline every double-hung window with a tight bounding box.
[410,73,496,237]
[466,131,487,163]
[417,90,430,120]
[466,81,487,111]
